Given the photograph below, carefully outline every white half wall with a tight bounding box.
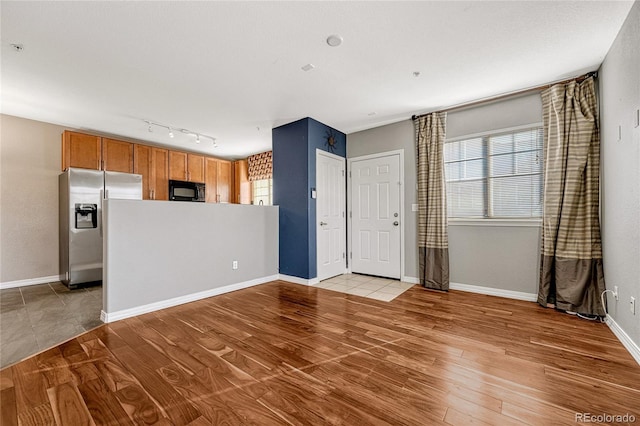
[103,199,278,317]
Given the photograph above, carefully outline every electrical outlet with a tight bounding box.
[614,286,619,300]
[631,297,636,315]
[232,260,238,270]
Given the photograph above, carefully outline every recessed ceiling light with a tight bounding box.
[326,35,343,47]
[301,63,315,72]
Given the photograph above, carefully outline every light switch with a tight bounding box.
[311,188,317,199]
[412,204,418,212]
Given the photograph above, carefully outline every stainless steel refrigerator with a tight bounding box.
[59,168,142,288]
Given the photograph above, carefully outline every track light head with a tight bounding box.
[168,128,174,138]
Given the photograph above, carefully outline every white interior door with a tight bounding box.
[350,153,401,279]
[317,150,346,281]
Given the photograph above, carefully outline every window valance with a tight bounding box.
[247,151,272,181]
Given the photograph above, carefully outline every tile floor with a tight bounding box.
[0,282,103,368]
[315,273,414,301]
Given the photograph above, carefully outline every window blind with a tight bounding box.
[444,127,543,218]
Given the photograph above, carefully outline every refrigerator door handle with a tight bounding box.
[99,189,104,238]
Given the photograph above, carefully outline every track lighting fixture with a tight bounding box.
[142,120,217,147]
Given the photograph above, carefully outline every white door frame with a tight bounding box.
[347,149,405,281]
[316,149,347,281]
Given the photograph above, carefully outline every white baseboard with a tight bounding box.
[0,275,61,290]
[449,282,538,302]
[101,274,278,323]
[606,315,640,366]
[278,274,319,286]
[402,276,420,285]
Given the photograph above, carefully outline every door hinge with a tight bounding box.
[342,252,345,259]
[342,170,345,177]
[342,211,345,218]
[349,171,352,178]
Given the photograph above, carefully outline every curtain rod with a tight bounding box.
[411,71,597,120]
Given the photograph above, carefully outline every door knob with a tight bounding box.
[320,221,327,226]
[393,221,399,226]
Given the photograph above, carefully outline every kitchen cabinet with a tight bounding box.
[187,154,204,183]
[205,158,233,203]
[62,131,134,173]
[134,144,169,200]
[234,159,252,204]
[62,131,101,171]
[169,151,187,181]
[204,158,218,203]
[102,138,134,173]
[152,148,170,200]
[169,151,204,182]
[217,160,232,203]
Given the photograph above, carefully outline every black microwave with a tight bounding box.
[169,180,205,202]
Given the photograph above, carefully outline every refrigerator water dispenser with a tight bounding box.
[75,203,97,229]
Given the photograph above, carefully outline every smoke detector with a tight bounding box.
[326,35,343,47]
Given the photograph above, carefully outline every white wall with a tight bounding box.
[347,93,542,294]
[0,114,65,285]
[599,1,640,354]
[103,199,279,318]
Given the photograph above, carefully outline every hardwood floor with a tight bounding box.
[1,280,639,425]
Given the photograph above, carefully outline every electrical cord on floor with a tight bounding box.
[599,289,617,323]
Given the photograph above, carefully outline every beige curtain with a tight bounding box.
[538,77,605,316]
[247,151,272,181]
[415,112,449,291]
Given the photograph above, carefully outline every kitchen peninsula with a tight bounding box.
[101,199,278,321]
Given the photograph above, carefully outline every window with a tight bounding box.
[252,179,272,206]
[444,127,543,218]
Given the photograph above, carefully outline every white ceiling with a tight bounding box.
[1,1,634,159]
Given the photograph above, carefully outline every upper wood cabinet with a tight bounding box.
[134,144,152,199]
[205,158,233,203]
[102,138,134,173]
[62,131,101,171]
[169,151,188,181]
[62,131,133,172]
[152,148,170,201]
[217,160,232,203]
[169,151,204,183]
[134,145,170,200]
[187,154,204,183]
[234,160,252,204]
[204,157,218,203]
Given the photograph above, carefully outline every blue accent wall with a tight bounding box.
[273,117,346,280]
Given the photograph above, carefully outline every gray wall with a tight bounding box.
[347,93,542,294]
[103,199,279,314]
[0,114,65,284]
[599,1,639,350]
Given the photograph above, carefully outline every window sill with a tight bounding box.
[448,218,542,227]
